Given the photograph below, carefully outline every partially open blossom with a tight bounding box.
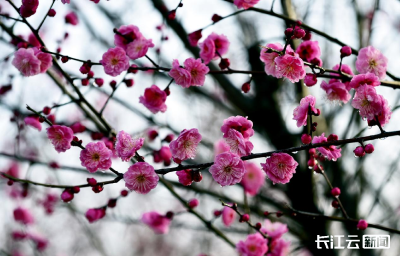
[184,57,209,86]
[233,0,260,9]
[80,141,113,173]
[221,116,254,139]
[222,206,236,226]
[304,73,317,87]
[126,38,154,60]
[209,152,246,186]
[295,41,321,62]
[370,95,391,127]
[320,80,351,104]
[188,29,203,47]
[330,63,353,91]
[70,122,86,133]
[241,162,265,196]
[139,85,167,114]
[169,59,192,88]
[260,43,287,78]
[349,73,380,89]
[214,139,230,156]
[267,238,290,256]
[236,233,268,256]
[188,198,199,208]
[34,49,53,73]
[61,0,70,4]
[65,11,79,25]
[261,153,298,184]
[261,219,288,240]
[46,125,74,153]
[115,130,144,161]
[85,208,106,223]
[170,128,202,163]
[224,129,253,156]
[176,169,193,186]
[12,48,41,77]
[124,162,159,194]
[312,133,341,161]
[61,189,74,202]
[114,25,143,50]
[199,33,230,64]
[24,116,41,131]
[275,53,306,83]
[351,85,382,120]
[13,207,34,225]
[357,219,368,230]
[292,95,317,127]
[100,47,130,77]
[355,46,388,79]
[141,211,171,234]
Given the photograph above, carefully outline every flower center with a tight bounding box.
[136,174,146,183]
[247,244,257,252]
[184,140,192,149]
[92,153,100,161]
[278,162,286,169]
[223,166,233,173]
[111,58,119,65]
[369,59,377,69]
[361,98,370,107]
[247,173,254,179]
[190,69,198,77]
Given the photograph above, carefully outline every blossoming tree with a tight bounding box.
[1,0,400,255]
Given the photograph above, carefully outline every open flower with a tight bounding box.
[115,130,144,161]
[184,58,209,86]
[320,80,351,104]
[46,125,74,153]
[261,153,298,184]
[224,129,253,157]
[12,48,41,77]
[221,116,254,140]
[312,133,341,161]
[275,53,306,83]
[209,152,246,186]
[351,85,382,120]
[199,33,230,64]
[293,95,317,127]
[261,219,288,240]
[170,128,202,163]
[100,47,129,77]
[168,59,192,88]
[296,41,321,62]
[124,162,159,194]
[80,141,113,173]
[241,161,265,196]
[236,233,268,256]
[355,46,388,79]
[139,85,167,114]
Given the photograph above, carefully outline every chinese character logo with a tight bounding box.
[363,235,390,249]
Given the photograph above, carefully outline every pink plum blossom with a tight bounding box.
[214,139,230,156]
[349,73,380,89]
[100,47,130,77]
[356,46,388,79]
[236,233,268,256]
[46,125,74,153]
[234,0,260,9]
[267,239,290,256]
[296,41,321,62]
[12,48,41,76]
[124,162,159,194]
[312,133,341,161]
[80,141,113,173]
[141,211,171,234]
[61,0,70,4]
[261,153,298,184]
[261,219,288,240]
[114,25,143,50]
[209,152,246,186]
[240,161,265,196]
[24,116,41,131]
[221,116,254,139]
[222,206,236,226]
[169,59,192,88]
[188,29,203,47]
[20,0,39,18]
[65,11,79,25]
[184,57,209,86]
[32,47,53,73]
[126,38,154,60]
[320,81,351,104]
[292,95,317,127]
[371,95,391,127]
[351,85,382,120]
[224,129,253,157]
[176,169,193,186]
[115,130,144,161]
[199,33,230,64]
[331,64,354,90]
[260,43,285,78]
[13,207,34,225]
[170,128,202,163]
[85,208,106,223]
[139,85,167,114]
[275,53,306,83]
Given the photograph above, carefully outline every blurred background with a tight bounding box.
[1,0,400,255]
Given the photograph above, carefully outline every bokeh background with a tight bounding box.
[1,0,400,255]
